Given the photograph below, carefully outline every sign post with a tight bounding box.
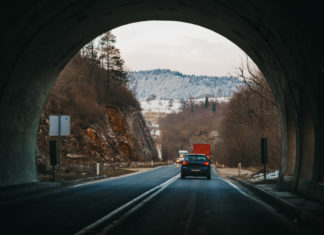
[49,140,57,181]
[261,138,268,181]
[49,115,70,174]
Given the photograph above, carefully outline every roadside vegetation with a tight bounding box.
[37,31,144,181]
[159,58,282,172]
[215,59,282,169]
[38,161,171,182]
[159,99,226,160]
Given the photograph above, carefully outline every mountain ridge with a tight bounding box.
[127,69,243,101]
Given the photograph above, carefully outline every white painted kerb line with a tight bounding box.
[75,174,179,235]
[213,167,274,210]
[212,166,251,197]
[71,165,167,188]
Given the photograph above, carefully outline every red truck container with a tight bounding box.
[193,144,211,159]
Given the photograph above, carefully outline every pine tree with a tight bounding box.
[189,97,194,112]
[81,41,100,88]
[204,96,209,108]
[180,99,187,110]
[212,102,216,112]
[98,31,128,84]
[82,41,99,64]
[168,99,174,108]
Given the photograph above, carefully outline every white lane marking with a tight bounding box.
[71,165,170,188]
[213,167,275,210]
[218,177,252,198]
[74,173,179,235]
[216,171,304,229]
[98,174,179,234]
[212,166,253,198]
[211,165,217,174]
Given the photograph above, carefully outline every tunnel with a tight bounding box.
[0,0,323,202]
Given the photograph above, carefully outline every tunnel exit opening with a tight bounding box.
[35,20,286,189]
[1,0,322,202]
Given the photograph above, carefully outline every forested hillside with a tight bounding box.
[128,69,243,100]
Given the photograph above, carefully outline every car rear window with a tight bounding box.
[185,155,207,162]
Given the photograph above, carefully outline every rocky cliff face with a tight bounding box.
[37,106,158,171]
[84,105,158,162]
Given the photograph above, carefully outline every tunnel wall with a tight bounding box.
[0,0,323,201]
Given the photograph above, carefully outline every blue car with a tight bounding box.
[181,154,211,179]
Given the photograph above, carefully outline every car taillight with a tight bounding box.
[182,161,189,166]
[204,161,210,166]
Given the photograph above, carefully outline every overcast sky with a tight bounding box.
[111,21,247,77]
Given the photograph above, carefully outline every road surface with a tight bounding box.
[0,165,314,234]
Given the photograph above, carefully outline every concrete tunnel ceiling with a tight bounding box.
[0,0,323,201]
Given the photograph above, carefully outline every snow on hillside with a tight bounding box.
[128,69,243,101]
[141,100,181,113]
[141,97,229,113]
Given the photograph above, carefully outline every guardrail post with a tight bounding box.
[96,163,100,176]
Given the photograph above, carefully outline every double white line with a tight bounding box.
[75,174,180,235]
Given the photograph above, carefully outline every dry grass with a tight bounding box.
[38,161,172,182]
[216,167,255,178]
[39,168,134,182]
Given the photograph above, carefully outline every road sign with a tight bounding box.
[49,115,70,136]
[49,115,70,174]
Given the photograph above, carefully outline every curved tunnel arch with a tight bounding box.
[0,0,322,201]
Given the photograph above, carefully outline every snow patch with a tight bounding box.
[141,97,229,113]
[250,170,279,182]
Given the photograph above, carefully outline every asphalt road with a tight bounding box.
[0,165,314,235]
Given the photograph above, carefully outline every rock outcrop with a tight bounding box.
[37,105,158,171]
[84,105,158,162]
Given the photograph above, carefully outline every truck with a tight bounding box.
[177,150,188,163]
[193,144,211,160]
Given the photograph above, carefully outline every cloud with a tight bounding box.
[112,21,247,76]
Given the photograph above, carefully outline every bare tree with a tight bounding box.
[214,57,282,169]
[236,56,275,105]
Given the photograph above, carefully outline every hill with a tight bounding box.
[128,69,243,101]
[37,53,158,177]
